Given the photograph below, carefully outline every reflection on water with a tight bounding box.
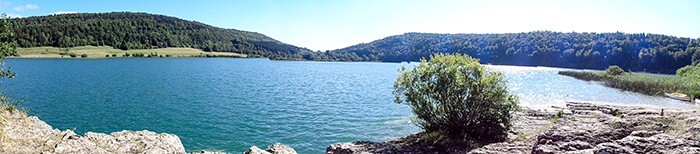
[487,65,695,110]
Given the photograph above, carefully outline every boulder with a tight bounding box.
[244,143,296,154]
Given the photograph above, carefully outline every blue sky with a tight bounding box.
[1,0,699,51]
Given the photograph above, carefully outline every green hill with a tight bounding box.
[305,32,700,73]
[9,12,310,59]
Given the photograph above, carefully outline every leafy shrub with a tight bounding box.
[606,65,625,76]
[69,53,77,58]
[80,54,88,58]
[112,54,117,57]
[393,53,519,145]
[677,65,700,79]
[105,54,110,57]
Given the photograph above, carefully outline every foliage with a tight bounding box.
[550,110,564,124]
[558,70,609,81]
[393,53,519,145]
[0,94,24,114]
[606,65,625,76]
[560,65,700,98]
[80,54,88,58]
[306,32,700,73]
[9,12,310,59]
[0,14,22,114]
[677,65,700,79]
[0,14,16,78]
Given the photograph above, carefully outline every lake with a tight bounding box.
[0,58,693,153]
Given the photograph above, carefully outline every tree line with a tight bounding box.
[9,12,700,73]
[305,32,700,73]
[9,12,310,59]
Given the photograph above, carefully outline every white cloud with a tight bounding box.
[13,4,38,11]
[52,11,78,15]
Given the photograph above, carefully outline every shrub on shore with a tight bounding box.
[80,54,88,58]
[393,53,519,148]
[606,65,625,76]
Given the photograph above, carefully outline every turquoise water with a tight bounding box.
[0,58,693,153]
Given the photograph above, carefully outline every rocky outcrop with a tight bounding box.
[327,102,700,154]
[244,143,297,154]
[1,108,299,154]
[0,110,185,153]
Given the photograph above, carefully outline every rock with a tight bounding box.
[267,143,297,154]
[245,143,296,154]
[244,146,270,154]
[0,110,186,153]
[328,102,700,154]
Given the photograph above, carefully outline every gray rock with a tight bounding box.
[328,102,700,154]
[245,143,296,154]
[244,146,270,154]
[0,110,186,153]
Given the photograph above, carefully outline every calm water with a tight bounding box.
[0,58,693,153]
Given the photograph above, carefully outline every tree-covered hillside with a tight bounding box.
[305,32,700,73]
[9,12,310,59]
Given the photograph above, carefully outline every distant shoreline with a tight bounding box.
[12,46,247,59]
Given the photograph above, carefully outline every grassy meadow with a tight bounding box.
[13,46,247,58]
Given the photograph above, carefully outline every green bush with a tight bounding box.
[393,53,519,145]
[677,65,700,79]
[606,65,625,76]
[80,54,88,58]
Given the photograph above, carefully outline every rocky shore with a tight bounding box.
[0,109,296,154]
[327,102,700,153]
[0,109,185,153]
[4,101,698,153]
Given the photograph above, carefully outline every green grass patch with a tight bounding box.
[550,110,564,124]
[559,66,700,99]
[13,46,247,58]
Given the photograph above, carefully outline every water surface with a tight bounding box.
[0,58,692,153]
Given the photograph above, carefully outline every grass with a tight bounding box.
[550,110,564,124]
[558,70,699,98]
[13,46,247,58]
[0,95,24,114]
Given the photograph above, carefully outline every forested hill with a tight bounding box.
[304,32,700,73]
[9,12,310,59]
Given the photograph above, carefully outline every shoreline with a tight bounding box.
[4,101,698,153]
[14,46,247,59]
[327,101,700,153]
[0,108,296,153]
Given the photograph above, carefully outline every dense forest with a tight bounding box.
[9,12,310,59]
[304,32,700,73]
[9,12,700,73]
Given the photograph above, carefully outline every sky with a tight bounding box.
[0,0,699,51]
